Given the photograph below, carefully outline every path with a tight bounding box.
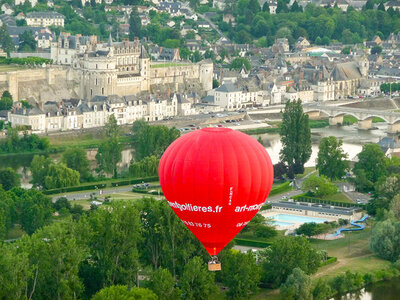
[314,254,373,278]
[197,12,226,39]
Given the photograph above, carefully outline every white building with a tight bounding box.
[15,0,37,7]
[26,12,65,27]
[214,83,242,110]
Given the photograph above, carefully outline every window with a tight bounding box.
[102,87,104,95]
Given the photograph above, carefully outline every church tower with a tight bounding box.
[358,55,369,78]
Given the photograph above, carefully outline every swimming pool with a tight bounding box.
[272,221,295,227]
[269,214,328,224]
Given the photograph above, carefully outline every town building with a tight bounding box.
[15,0,37,7]
[26,12,65,27]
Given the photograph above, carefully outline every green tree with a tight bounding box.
[30,155,53,188]
[262,1,269,12]
[391,194,400,219]
[96,115,122,177]
[371,45,383,54]
[129,8,142,39]
[179,256,218,300]
[317,136,349,180]
[370,218,400,261]
[220,250,261,299]
[280,100,311,176]
[0,24,14,54]
[229,57,251,71]
[18,30,36,52]
[20,220,88,299]
[148,268,180,300]
[12,188,53,235]
[262,236,321,287]
[375,175,400,203]
[0,243,31,299]
[62,147,91,181]
[312,278,332,300]
[0,167,20,190]
[353,143,387,191]
[44,163,80,189]
[280,268,312,300]
[364,0,374,10]
[0,94,13,110]
[277,0,289,13]
[377,2,385,11]
[131,120,180,161]
[129,155,159,178]
[92,285,157,300]
[81,201,141,296]
[302,175,338,197]
[295,222,324,237]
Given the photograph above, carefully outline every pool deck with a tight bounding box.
[261,211,337,231]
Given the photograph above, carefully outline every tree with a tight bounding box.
[370,218,400,261]
[280,100,311,176]
[81,201,141,297]
[262,236,321,287]
[129,8,142,40]
[12,188,53,235]
[131,120,180,161]
[295,222,324,237]
[277,0,289,13]
[44,163,80,189]
[179,256,218,300]
[0,167,20,190]
[229,57,251,71]
[92,285,157,300]
[220,250,261,299]
[96,115,122,177]
[18,30,36,52]
[0,94,13,110]
[317,136,349,180]
[30,155,53,188]
[62,147,91,181]
[53,197,71,212]
[0,24,14,54]
[364,0,374,10]
[129,155,159,178]
[353,143,387,191]
[20,220,88,299]
[262,1,269,12]
[371,45,383,55]
[375,175,400,203]
[302,175,338,197]
[273,162,287,179]
[378,2,385,11]
[280,268,312,300]
[148,268,180,300]
[0,243,31,299]
[312,278,332,300]
[391,195,400,219]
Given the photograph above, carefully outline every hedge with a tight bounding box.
[269,182,292,197]
[0,57,52,65]
[43,183,107,195]
[43,176,160,195]
[292,195,366,208]
[320,256,337,267]
[110,176,159,187]
[132,187,163,196]
[260,203,272,211]
[234,238,272,248]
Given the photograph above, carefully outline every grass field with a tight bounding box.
[296,167,317,179]
[321,192,353,203]
[0,65,25,72]
[310,227,392,279]
[343,115,358,125]
[372,117,385,123]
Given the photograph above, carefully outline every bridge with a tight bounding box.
[303,103,400,133]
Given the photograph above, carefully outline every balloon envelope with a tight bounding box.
[159,128,273,256]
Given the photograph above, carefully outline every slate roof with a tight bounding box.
[215,82,240,93]
[377,137,400,153]
[26,12,64,19]
[330,62,362,81]
[272,201,359,216]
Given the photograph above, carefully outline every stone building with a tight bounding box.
[26,12,65,27]
[50,34,213,100]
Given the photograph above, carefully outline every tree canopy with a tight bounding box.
[317,136,349,180]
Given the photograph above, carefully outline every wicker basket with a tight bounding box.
[208,262,221,271]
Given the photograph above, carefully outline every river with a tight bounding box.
[334,278,400,299]
[0,123,390,187]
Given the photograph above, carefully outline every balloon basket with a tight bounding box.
[208,256,221,271]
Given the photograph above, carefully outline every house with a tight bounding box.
[213,0,226,10]
[377,136,400,157]
[47,0,54,7]
[295,37,310,50]
[0,14,16,26]
[197,20,211,29]
[213,83,242,110]
[26,12,65,27]
[81,0,102,5]
[36,30,55,49]
[15,0,37,7]
[1,3,13,15]
[385,1,400,10]
[336,0,350,11]
[222,14,235,24]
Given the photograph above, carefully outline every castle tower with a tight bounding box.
[199,60,214,92]
[358,55,369,78]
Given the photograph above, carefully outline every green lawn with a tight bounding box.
[372,117,385,123]
[321,192,353,203]
[0,65,25,72]
[296,167,317,179]
[310,227,392,279]
[343,115,358,125]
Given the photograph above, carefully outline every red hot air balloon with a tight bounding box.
[159,128,273,269]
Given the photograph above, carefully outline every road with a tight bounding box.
[197,12,226,39]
